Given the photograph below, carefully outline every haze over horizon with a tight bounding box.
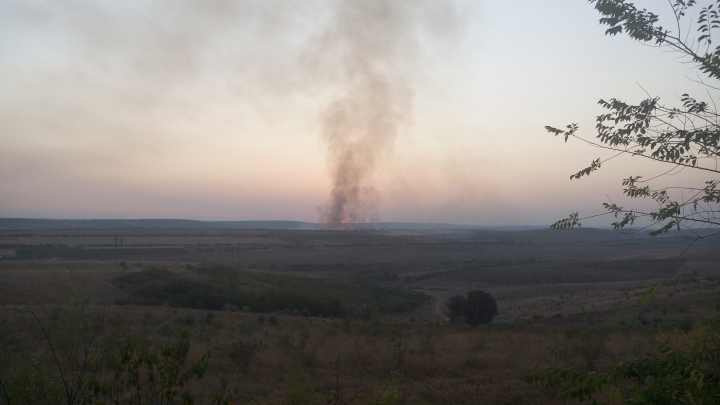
[0,0,710,227]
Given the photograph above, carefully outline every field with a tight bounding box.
[1,227,719,404]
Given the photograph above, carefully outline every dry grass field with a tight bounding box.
[0,299,664,405]
[1,228,719,404]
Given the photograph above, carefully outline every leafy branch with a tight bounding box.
[548,0,720,239]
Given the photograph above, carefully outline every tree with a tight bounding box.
[446,290,497,326]
[547,0,720,241]
[446,294,466,323]
[464,290,498,326]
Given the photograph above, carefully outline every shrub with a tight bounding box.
[446,295,467,323]
[447,290,498,326]
[285,369,318,405]
[226,338,265,373]
[528,321,720,404]
[87,328,211,404]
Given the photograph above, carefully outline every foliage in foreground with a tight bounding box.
[85,328,214,405]
[0,284,226,405]
[527,316,720,404]
[548,0,719,238]
[528,265,720,404]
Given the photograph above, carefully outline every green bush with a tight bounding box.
[0,278,222,405]
[527,322,720,404]
[86,328,211,405]
[285,369,318,405]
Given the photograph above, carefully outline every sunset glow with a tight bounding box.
[0,0,709,226]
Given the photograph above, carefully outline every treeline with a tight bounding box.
[284,262,413,281]
[12,246,186,260]
[405,258,545,282]
[283,259,548,284]
[114,265,428,318]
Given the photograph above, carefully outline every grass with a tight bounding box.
[0,299,669,404]
[0,228,718,404]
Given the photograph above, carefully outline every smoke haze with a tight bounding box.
[3,0,676,227]
[312,0,462,224]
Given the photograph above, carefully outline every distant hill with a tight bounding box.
[0,218,548,231]
[0,218,714,241]
[0,218,315,231]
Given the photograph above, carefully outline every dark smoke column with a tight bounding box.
[317,0,418,225]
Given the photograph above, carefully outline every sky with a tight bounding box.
[0,0,715,226]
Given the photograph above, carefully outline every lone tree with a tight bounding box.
[547,0,720,241]
[446,290,497,326]
[446,294,467,323]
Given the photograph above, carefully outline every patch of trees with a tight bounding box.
[15,246,83,259]
[14,246,186,260]
[283,262,414,279]
[353,269,399,282]
[114,265,428,318]
[446,290,498,326]
[577,258,687,273]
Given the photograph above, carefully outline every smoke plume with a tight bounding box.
[315,0,457,224]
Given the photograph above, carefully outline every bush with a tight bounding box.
[285,369,318,405]
[226,338,265,373]
[528,321,720,404]
[87,329,211,404]
[447,290,498,326]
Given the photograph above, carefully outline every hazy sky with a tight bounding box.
[0,0,713,225]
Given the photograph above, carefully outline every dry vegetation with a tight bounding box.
[0,300,664,404]
[1,228,719,404]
